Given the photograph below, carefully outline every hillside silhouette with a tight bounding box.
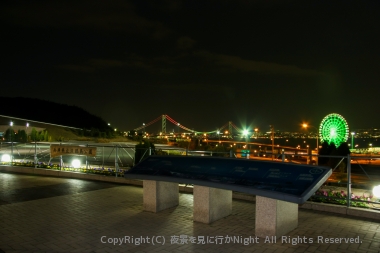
[0,97,113,135]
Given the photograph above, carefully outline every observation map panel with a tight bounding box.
[125,156,331,204]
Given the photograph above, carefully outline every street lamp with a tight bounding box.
[270,125,274,160]
[351,132,355,150]
[254,128,259,139]
[10,121,13,141]
[302,123,319,165]
[142,123,145,135]
[243,129,249,159]
[26,123,29,142]
[302,123,319,152]
[10,121,13,166]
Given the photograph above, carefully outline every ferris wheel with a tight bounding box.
[319,113,349,146]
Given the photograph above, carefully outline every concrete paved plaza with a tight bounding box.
[1,172,380,253]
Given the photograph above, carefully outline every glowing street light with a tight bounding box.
[351,132,355,150]
[243,129,249,159]
[302,123,319,152]
[303,123,319,165]
[1,154,11,163]
[373,185,380,199]
[25,122,29,141]
[270,125,274,160]
[71,159,81,168]
[10,121,13,166]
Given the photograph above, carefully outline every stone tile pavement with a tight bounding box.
[1,173,380,253]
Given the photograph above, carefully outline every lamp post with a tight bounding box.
[10,121,13,166]
[243,129,249,159]
[26,123,29,142]
[302,124,319,151]
[142,123,145,135]
[302,123,319,165]
[270,125,274,160]
[254,128,259,139]
[351,132,355,151]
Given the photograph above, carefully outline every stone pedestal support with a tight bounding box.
[255,196,298,238]
[143,180,179,213]
[193,186,232,224]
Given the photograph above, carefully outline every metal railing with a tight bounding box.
[1,141,380,209]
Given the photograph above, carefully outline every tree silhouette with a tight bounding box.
[319,141,351,173]
[318,141,330,165]
[134,140,155,164]
[4,128,15,142]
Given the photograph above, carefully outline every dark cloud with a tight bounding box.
[57,64,95,73]
[1,0,171,39]
[194,51,324,76]
[57,59,124,73]
[177,36,196,50]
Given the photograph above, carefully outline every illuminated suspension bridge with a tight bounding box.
[134,115,243,135]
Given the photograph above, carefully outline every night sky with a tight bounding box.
[2,1,379,133]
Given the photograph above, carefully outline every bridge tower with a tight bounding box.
[229,121,233,137]
[162,115,166,134]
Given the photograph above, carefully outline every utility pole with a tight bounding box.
[270,125,274,160]
[10,121,13,166]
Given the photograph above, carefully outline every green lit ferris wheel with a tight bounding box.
[319,113,349,146]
